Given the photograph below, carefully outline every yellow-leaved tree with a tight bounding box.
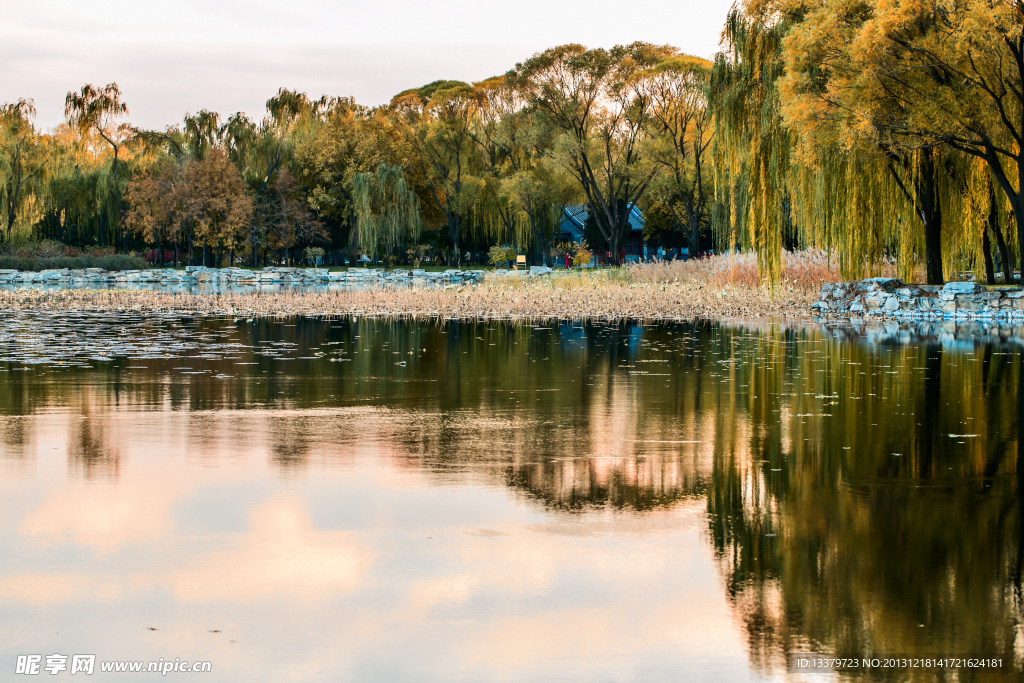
[776,0,1024,282]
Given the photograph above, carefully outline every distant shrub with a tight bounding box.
[303,246,325,266]
[0,254,149,272]
[571,241,593,267]
[488,245,517,266]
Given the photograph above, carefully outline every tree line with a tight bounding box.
[2,0,1021,283]
[0,45,714,268]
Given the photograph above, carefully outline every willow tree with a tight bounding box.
[775,0,1024,283]
[351,163,423,263]
[508,43,673,264]
[632,55,714,255]
[711,9,792,285]
[33,123,112,248]
[183,109,222,161]
[65,83,132,246]
[0,99,48,242]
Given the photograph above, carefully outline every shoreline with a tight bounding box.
[0,281,816,323]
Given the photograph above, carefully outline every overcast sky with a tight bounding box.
[1,0,736,130]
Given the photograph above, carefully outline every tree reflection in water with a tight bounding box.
[0,314,1020,676]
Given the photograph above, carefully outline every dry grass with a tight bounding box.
[627,249,860,292]
[0,275,815,322]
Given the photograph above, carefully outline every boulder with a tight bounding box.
[941,281,984,294]
[859,277,903,293]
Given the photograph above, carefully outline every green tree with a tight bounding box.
[351,164,423,264]
[474,76,578,266]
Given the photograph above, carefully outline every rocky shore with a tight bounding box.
[812,278,1024,319]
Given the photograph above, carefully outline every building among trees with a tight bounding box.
[559,204,646,263]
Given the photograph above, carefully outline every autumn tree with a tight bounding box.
[632,55,714,255]
[125,149,252,266]
[710,5,954,285]
[0,99,48,241]
[508,43,674,264]
[124,157,181,264]
[776,0,1024,282]
[392,81,480,265]
[263,168,325,265]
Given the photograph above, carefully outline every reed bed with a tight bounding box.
[0,274,815,322]
[626,249,892,291]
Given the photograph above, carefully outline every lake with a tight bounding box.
[1,314,1021,681]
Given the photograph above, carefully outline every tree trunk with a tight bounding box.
[983,225,996,285]
[446,205,462,267]
[348,224,359,267]
[606,220,627,266]
[991,200,1013,284]
[6,181,20,241]
[1015,198,1024,287]
[916,150,943,285]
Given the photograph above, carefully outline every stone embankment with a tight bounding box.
[0,266,492,286]
[812,278,1024,319]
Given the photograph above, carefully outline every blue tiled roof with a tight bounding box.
[560,204,644,238]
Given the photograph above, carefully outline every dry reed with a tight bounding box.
[0,273,815,323]
[626,249,897,291]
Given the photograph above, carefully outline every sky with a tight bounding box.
[0,0,736,130]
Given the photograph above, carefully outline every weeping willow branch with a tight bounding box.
[351,164,423,261]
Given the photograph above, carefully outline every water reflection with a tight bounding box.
[0,316,1021,680]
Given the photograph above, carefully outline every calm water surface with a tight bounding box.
[1,315,1021,681]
